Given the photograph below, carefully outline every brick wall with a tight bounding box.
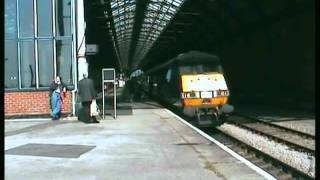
[5,91,73,116]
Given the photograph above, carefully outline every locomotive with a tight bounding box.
[144,51,234,125]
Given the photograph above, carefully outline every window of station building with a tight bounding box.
[5,40,19,89]
[37,0,53,37]
[55,0,72,37]
[18,0,34,38]
[38,40,54,87]
[5,0,17,39]
[20,41,36,89]
[5,0,75,90]
[56,39,73,86]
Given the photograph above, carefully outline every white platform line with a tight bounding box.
[164,108,276,180]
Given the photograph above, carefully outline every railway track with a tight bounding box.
[157,100,315,179]
[168,107,315,178]
[203,128,314,180]
[227,114,315,156]
[233,113,315,139]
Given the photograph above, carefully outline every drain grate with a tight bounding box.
[5,143,96,158]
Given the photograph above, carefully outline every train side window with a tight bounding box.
[166,68,172,83]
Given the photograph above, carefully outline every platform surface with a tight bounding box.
[5,102,267,180]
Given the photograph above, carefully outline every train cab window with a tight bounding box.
[165,68,172,83]
[179,63,223,74]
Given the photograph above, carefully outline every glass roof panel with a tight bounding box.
[132,0,185,68]
[109,0,137,68]
[108,0,186,69]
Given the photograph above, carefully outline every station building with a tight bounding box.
[4,0,86,117]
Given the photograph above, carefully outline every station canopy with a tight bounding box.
[103,0,185,72]
[86,0,313,75]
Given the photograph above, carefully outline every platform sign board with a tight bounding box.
[86,44,99,55]
[103,70,115,81]
[102,68,116,119]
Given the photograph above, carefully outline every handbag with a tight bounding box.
[90,99,100,116]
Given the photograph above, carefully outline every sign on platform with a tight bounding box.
[86,44,99,55]
[102,68,117,119]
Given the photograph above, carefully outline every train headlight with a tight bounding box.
[220,90,229,96]
[213,91,217,97]
[200,91,212,98]
[181,92,200,99]
[216,90,229,96]
[221,91,225,96]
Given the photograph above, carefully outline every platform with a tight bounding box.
[5,102,271,180]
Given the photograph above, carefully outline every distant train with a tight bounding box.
[143,51,234,126]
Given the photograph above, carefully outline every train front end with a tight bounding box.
[179,65,234,125]
[181,73,229,108]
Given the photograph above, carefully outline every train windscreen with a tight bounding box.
[179,63,223,74]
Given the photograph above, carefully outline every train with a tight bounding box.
[136,51,234,126]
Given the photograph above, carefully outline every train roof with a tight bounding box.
[145,51,220,75]
[174,51,220,64]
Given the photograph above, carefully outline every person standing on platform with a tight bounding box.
[77,73,99,123]
[50,76,66,120]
